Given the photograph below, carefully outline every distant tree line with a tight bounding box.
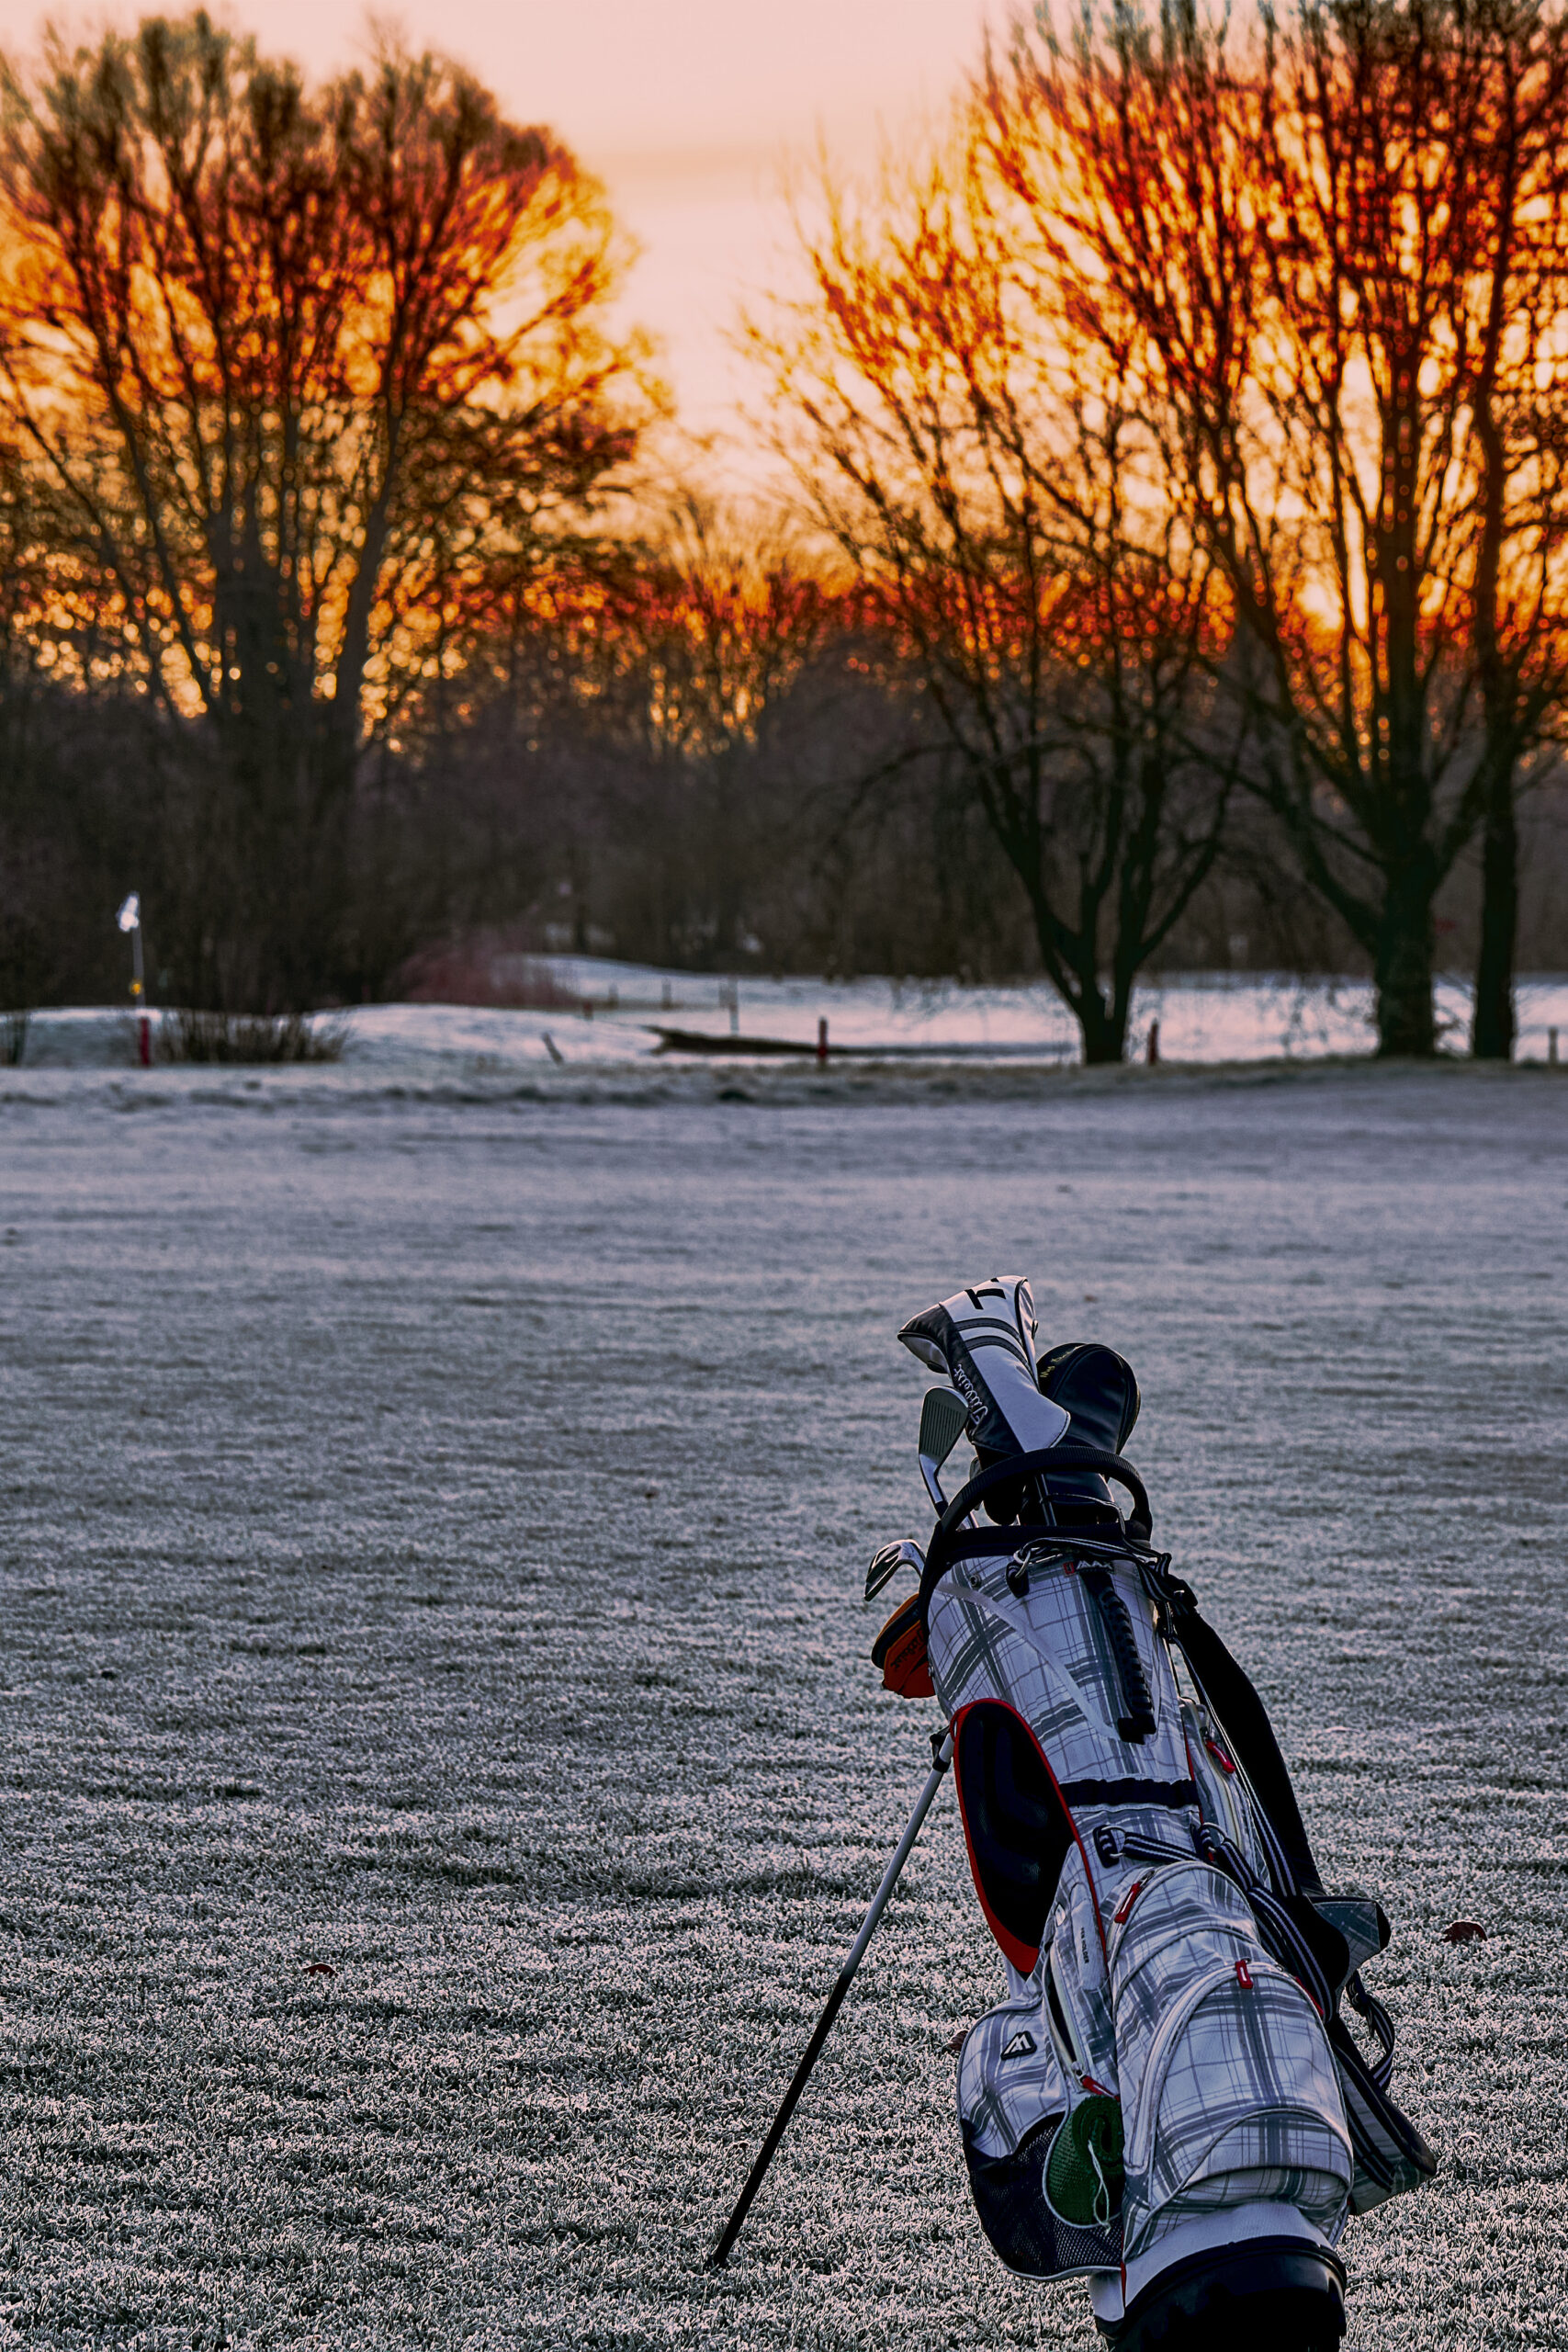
[1,5,1566,1061]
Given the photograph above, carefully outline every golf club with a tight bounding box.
[864,1537,925,1603]
[917,1385,970,1512]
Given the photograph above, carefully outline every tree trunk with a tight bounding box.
[1076,978,1127,1065]
[1471,750,1517,1060]
[1023,883,1131,1064]
[1372,869,1437,1056]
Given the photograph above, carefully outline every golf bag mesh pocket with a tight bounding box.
[1111,1864,1352,2260]
[958,1996,1120,2279]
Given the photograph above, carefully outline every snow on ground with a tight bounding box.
[11,965,1568,1082]
[0,1064,1563,2347]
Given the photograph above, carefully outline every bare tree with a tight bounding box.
[1450,0,1568,1053]
[0,12,646,1008]
[749,119,1243,1061]
[1004,0,1568,1056]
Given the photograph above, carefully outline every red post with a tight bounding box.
[817,1016,829,1065]
[1146,1018,1160,1067]
[138,1012,152,1067]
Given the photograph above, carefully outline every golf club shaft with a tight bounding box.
[707,1729,953,2269]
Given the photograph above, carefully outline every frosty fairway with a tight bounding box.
[0,1065,1560,2350]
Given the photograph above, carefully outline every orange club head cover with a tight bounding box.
[870,1591,935,1699]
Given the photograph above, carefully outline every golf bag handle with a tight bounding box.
[919,1443,1153,1619]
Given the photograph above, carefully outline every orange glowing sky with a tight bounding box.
[0,2,995,476]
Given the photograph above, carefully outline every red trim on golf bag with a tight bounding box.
[951,1699,1104,1976]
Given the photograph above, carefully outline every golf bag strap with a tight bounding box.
[1327,2011,1438,2199]
[1157,1571,1325,1899]
[919,1444,1153,1622]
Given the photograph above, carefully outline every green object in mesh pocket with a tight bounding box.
[1045,2096,1125,2228]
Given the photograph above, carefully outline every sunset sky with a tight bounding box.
[0,0,996,471]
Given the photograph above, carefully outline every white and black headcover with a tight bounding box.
[898,1277,1070,1459]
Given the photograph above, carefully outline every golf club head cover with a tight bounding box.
[871,1592,933,1698]
[1034,1343,1141,1514]
[899,1279,1069,1520]
[1036,1342,1141,1452]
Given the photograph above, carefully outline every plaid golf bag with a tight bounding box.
[874,1280,1434,2352]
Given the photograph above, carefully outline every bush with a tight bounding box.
[157,1010,345,1064]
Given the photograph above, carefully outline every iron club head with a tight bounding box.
[917,1386,971,1511]
[865,1537,926,1603]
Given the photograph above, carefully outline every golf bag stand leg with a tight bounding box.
[707,1729,953,2268]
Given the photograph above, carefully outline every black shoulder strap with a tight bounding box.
[1161,1574,1325,1899]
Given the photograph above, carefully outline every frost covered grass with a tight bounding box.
[0,1063,1563,2348]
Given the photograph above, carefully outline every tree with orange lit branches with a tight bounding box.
[436,495,856,967]
[998,0,1568,1058]
[0,12,648,1011]
[750,116,1247,1063]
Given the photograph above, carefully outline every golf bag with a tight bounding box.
[872,1279,1434,2351]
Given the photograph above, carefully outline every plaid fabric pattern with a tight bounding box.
[1109,1863,1261,2039]
[1320,1899,1393,1984]
[1111,1863,1351,2258]
[958,1991,1066,2160]
[931,1550,1354,2267]
[1158,2161,1348,2220]
[1131,1980,1351,2256]
[929,1551,1195,1848]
